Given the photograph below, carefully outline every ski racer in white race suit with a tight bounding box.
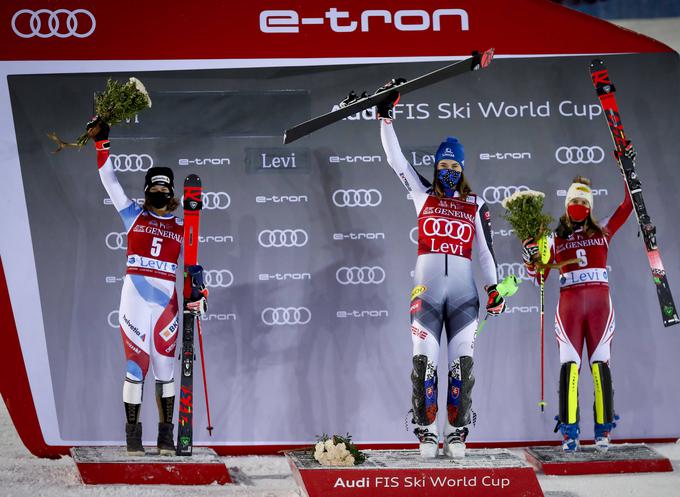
[523,173,632,453]
[87,119,207,455]
[376,87,504,458]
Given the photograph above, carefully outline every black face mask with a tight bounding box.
[146,191,172,209]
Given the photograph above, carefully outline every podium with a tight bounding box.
[286,448,544,497]
[525,444,673,475]
[71,446,232,485]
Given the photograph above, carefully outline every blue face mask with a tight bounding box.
[436,169,461,197]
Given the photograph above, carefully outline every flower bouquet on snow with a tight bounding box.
[48,77,151,153]
[313,433,366,466]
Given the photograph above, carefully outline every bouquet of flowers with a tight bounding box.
[313,433,366,466]
[501,189,553,242]
[48,77,152,153]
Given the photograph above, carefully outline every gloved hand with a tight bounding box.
[86,116,110,148]
[615,140,636,162]
[185,265,209,316]
[187,290,208,316]
[623,140,637,161]
[485,284,506,316]
[522,238,539,266]
[375,78,405,120]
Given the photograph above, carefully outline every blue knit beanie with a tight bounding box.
[434,137,464,168]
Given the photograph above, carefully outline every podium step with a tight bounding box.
[525,444,673,475]
[286,448,544,497]
[71,446,231,485]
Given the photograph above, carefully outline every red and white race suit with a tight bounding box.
[530,184,632,366]
[96,143,182,385]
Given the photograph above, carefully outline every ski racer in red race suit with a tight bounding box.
[523,172,632,453]
[376,86,504,458]
[87,119,207,455]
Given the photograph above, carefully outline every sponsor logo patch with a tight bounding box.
[411,285,427,301]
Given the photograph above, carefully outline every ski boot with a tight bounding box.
[443,424,468,458]
[125,422,144,455]
[414,422,439,458]
[555,417,580,452]
[594,416,619,453]
[157,422,176,455]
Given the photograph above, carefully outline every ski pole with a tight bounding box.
[538,271,546,412]
[196,318,214,436]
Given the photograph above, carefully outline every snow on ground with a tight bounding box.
[2,398,679,497]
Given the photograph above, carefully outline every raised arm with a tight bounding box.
[380,120,430,208]
[89,119,141,231]
[601,179,633,242]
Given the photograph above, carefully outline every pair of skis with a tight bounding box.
[590,60,679,328]
[176,174,214,455]
[283,48,495,144]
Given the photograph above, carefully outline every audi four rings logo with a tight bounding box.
[336,266,386,285]
[106,232,127,250]
[111,154,153,172]
[203,270,234,288]
[108,310,119,328]
[12,9,96,38]
[422,218,473,242]
[555,146,605,164]
[261,307,312,325]
[332,189,382,207]
[410,226,418,244]
[258,229,309,247]
[482,185,530,204]
[181,192,231,210]
[497,263,533,281]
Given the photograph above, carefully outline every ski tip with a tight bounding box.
[471,48,495,71]
[283,130,297,145]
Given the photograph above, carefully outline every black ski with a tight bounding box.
[283,48,495,144]
[590,59,679,327]
[176,174,203,455]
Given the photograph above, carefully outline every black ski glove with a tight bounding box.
[375,78,406,120]
[86,116,110,142]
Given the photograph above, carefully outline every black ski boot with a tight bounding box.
[157,422,176,455]
[125,423,144,455]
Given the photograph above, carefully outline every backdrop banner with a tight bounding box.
[6,52,680,447]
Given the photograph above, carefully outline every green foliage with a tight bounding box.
[501,192,554,242]
[95,78,151,126]
[49,77,151,152]
[316,433,367,465]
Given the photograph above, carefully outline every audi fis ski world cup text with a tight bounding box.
[336,100,605,121]
[260,8,469,33]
